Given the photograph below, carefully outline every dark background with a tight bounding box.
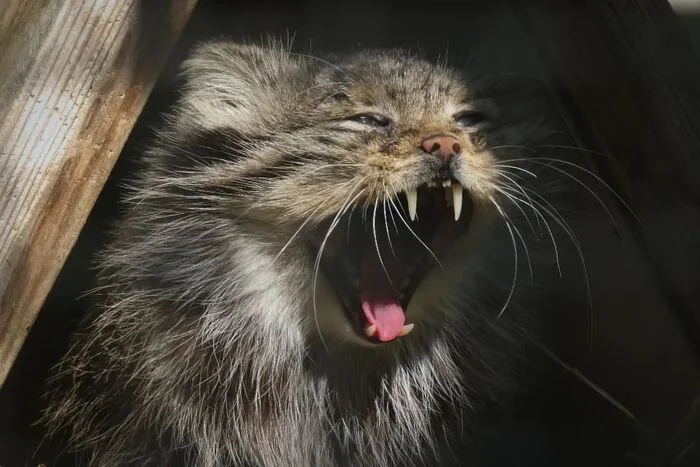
[2,1,700,466]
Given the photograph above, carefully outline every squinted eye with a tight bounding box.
[347,113,392,127]
[454,111,488,129]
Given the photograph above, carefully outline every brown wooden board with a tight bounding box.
[0,0,198,386]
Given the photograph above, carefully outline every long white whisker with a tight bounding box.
[531,144,616,162]
[490,144,633,213]
[495,185,561,277]
[492,163,538,179]
[387,196,400,236]
[535,161,619,231]
[492,184,538,237]
[382,182,400,238]
[381,190,397,258]
[489,197,519,319]
[386,190,442,268]
[372,201,394,287]
[525,188,593,315]
[507,156,638,225]
[312,188,364,353]
[490,191,533,279]
[274,205,323,262]
[493,169,542,233]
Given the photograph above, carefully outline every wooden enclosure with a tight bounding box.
[0,0,699,465]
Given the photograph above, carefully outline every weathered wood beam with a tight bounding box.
[0,0,198,386]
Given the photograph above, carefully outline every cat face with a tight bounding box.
[160,41,547,347]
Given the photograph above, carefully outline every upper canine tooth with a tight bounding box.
[452,183,463,221]
[406,188,418,221]
[442,180,452,188]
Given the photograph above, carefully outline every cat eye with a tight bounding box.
[347,113,392,128]
[454,110,488,129]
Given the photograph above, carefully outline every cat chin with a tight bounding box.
[305,272,368,346]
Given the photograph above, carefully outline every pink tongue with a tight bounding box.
[359,248,405,342]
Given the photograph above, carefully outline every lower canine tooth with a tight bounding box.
[452,183,463,221]
[398,323,415,337]
[365,324,377,337]
[406,188,418,221]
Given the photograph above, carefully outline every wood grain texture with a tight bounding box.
[511,0,700,460]
[0,0,198,386]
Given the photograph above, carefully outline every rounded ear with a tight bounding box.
[175,39,311,133]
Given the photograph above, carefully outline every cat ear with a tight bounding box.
[176,40,307,133]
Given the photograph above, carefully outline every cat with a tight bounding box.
[42,38,579,466]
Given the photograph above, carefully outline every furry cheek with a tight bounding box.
[454,150,501,204]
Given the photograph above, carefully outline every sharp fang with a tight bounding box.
[442,180,452,188]
[406,188,418,221]
[365,324,377,337]
[398,323,415,337]
[452,183,463,221]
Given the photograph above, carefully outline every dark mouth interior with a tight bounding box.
[307,181,473,343]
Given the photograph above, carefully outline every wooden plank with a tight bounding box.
[510,0,700,457]
[0,0,198,386]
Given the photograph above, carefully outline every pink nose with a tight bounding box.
[420,135,461,161]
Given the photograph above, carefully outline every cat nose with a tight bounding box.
[420,135,461,162]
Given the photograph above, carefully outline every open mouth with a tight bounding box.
[308,180,473,343]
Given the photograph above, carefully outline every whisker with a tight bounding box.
[372,201,394,287]
[382,182,400,238]
[489,196,519,319]
[386,191,400,237]
[381,190,397,258]
[493,182,539,237]
[531,144,616,162]
[492,187,534,279]
[273,205,323,262]
[495,184,562,277]
[493,168,541,213]
[524,188,594,327]
[505,155,638,225]
[531,339,653,441]
[386,189,442,268]
[531,161,620,231]
[491,164,546,234]
[492,163,538,179]
[312,187,364,353]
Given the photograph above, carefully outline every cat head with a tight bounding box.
[139,39,555,347]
